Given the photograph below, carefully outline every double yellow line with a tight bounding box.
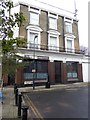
[24,94,44,120]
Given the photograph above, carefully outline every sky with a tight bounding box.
[12,0,89,47]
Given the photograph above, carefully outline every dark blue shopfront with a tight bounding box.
[23,60,48,84]
[15,59,83,85]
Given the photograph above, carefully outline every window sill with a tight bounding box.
[67,78,78,81]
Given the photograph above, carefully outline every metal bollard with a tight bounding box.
[14,84,17,94]
[15,88,18,106]
[18,93,22,118]
[45,81,50,88]
[21,105,28,120]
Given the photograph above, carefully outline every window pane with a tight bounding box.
[66,62,77,78]
[30,12,39,25]
[29,32,38,48]
[24,61,34,73]
[73,72,77,77]
[23,60,48,80]
[67,73,72,78]
[49,36,57,50]
[37,61,48,73]
[65,22,72,33]
[67,39,72,51]
[49,17,57,29]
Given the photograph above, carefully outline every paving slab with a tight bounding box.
[2,87,19,119]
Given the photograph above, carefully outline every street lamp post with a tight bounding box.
[32,35,38,90]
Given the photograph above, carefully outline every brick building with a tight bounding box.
[4,1,84,85]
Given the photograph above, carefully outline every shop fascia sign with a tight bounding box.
[37,56,49,60]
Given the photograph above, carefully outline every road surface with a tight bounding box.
[23,86,88,119]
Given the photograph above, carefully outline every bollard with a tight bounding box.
[18,93,22,118]
[15,88,18,106]
[14,84,17,94]
[21,105,28,120]
[45,81,50,88]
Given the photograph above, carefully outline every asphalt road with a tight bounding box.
[23,86,88,119]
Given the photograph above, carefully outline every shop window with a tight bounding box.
[37,61,48,73]
[66,62,78,79]
[23,60,48,80]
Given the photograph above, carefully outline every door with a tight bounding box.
[55,61,61,83]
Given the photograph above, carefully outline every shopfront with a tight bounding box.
[23,59,48,84]
[66,61,78,82]
[15,59,83,85]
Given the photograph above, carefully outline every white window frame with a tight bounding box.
[65,36,74,53]
[65,22,72,33]
[30,12,39,25]
[48,34,59,51]
[27,30,40,49]
[29,7,40,25]
[49,17,57,30]
[48,13,58,30]
[64,17,73,33]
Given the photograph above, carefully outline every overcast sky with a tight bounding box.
[13,0,89,47]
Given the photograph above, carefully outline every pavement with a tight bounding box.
[1,87,20,120]
[0,82,89,119]
[0,98,2,120]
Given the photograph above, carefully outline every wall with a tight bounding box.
[82,63,88,82]
[82,57,89,82]
[19,4,29,39]
[72,20,80,51]
[57,16,64,49]
[40,10,48,50]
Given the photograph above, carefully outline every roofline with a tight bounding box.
[14,1,79,22]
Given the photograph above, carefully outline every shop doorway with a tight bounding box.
[55,61,62,83]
